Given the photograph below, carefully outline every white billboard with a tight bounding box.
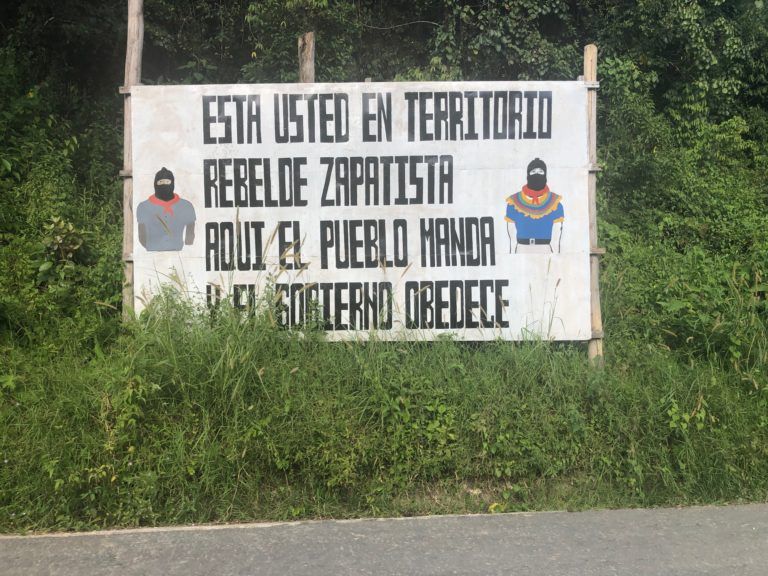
[131,81,591,340]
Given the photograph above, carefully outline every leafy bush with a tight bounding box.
[0,45,122,345]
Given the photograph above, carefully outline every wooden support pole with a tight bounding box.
[298,32,315,83]
[121,0,144,321]
[584,44,604,365]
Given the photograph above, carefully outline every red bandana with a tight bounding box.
[521,185,549,205]
[148,194,180,215]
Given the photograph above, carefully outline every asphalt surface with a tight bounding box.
[1,504,766,575]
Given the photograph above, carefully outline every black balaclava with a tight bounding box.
[154,167,175,201]
[526,158,547,191]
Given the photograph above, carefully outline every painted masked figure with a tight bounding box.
[505,158,564,254]
[137,167,196,251]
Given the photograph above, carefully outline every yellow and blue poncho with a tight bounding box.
[505,186,564,243]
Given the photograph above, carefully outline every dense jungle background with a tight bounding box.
[2,0,768,532]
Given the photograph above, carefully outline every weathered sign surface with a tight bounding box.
[132,82,590,340]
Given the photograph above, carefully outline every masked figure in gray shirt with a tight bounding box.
[137,167,196,251]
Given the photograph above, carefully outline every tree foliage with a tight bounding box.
[0,0,767,364]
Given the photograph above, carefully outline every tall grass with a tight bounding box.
[2,293,767,532]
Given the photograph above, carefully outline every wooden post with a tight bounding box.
[298,32,315,83]
[121,0,144,321]
[584,44,604,365]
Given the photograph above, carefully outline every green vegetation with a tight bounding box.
[3,297,767,531]
[1,0,768,532]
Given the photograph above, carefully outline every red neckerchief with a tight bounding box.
[148,194,180,215]
[521,184,549,205]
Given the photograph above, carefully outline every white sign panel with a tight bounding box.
[132,82,591,340]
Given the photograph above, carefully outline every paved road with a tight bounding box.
[1,504,766,575]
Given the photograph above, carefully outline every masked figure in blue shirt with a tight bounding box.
[137,167,196,252]
[505,158,564,254]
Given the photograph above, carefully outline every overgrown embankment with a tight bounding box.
[2,297,767,531]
